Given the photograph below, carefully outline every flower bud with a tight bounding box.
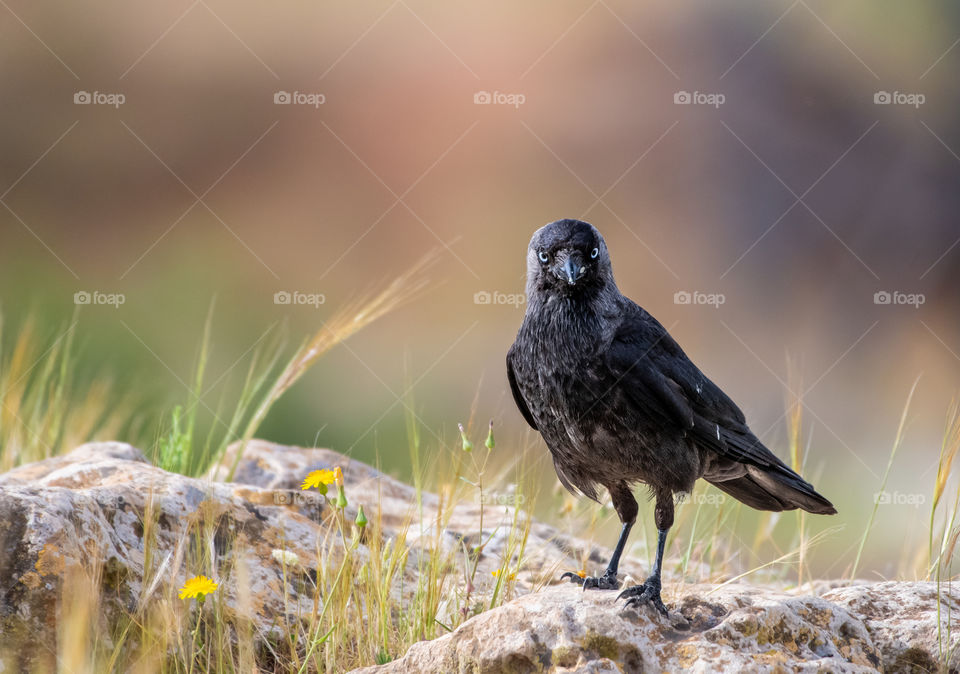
[458,423,473,452]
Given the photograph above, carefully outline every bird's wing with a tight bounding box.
[607,308,792,473]
[506,345,538,430]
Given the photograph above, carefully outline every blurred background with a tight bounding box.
[1,0,958,579]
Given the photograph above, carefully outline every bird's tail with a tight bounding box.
[708,465,836,515]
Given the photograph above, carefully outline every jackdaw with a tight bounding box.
[506,219,836,614]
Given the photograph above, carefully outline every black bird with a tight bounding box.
[506,219,836,614]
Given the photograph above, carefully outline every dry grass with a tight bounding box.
[36,416,535,673]
[0,310,133,472]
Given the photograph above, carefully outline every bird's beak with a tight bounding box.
[558,252,585,285]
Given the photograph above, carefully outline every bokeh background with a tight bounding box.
[2,0,959,579]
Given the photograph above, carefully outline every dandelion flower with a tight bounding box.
[575,569,586,579]
[333,466,344,488]
[271,549,300,566]
[491,569,517,581]
[302,468,337,491]
[179,575,218,600]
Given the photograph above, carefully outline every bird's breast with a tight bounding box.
[517,342,609,439]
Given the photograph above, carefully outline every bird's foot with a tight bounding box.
[617,575,667,616]
[560,570,620,590]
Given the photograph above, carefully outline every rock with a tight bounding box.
[1,440,956,672]
[359,579,960,673]
[209,439,383,490]
[356,582,888,673]
[0,441,148,485]
[0,442,324,670]
[823,581,960,672]
[0,440,608,670]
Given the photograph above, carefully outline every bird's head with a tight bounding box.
[526,219,613,299]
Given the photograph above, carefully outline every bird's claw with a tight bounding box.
[617,575,667,616]
[560,571,620,590]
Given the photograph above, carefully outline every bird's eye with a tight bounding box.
[590,247,599,259]
[538,251,549,263]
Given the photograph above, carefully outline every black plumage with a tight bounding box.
[507,219,836,614]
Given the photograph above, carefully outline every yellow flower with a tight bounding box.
[334,466,344,488]
[302,469,337,491]
[575,569,586,579]
[491,569,517,581]
[179,575,218,600]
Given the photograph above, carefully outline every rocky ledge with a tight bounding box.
[0,441,956,672]
[358,581,957,673]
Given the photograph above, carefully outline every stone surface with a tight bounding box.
[358,580,960,673]
[823,581,960,672]
[1,441,957,672]
[0,440,607,669]
[0,441,324,667]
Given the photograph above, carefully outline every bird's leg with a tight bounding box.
[618,492,673,616]
[604,519,633,578]
[562,482,636,590]
[618,528,668,615]
[562,520,633,589]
